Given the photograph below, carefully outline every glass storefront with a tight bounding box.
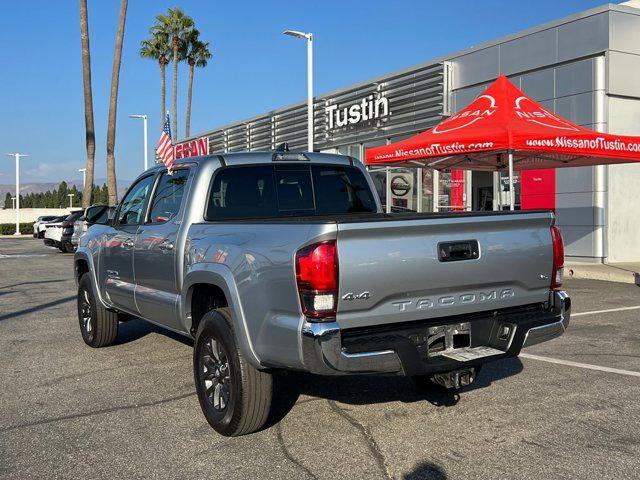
[327,139,521,213]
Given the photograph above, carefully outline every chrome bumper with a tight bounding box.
[522,290,571,348]
[301,322,402,375]
[300,290,571,375]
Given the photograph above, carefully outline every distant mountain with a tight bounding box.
[0,179,132,201]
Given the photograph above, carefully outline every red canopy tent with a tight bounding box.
[366,75,640,209]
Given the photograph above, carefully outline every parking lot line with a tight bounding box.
[519,353,640,377]
[572,305,640,317]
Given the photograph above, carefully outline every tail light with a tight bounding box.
[295,240,338,320]
[550,226,564,289]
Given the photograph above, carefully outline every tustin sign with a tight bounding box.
[325,95,390,130]
[173,137,210,159]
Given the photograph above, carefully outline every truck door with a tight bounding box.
[102,173,156,314]
[134,167,191,330]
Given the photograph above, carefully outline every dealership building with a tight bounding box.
[180,2,640,263]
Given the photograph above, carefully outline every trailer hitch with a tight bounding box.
[431,367,478,389]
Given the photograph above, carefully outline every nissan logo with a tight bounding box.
[390,175,411,197]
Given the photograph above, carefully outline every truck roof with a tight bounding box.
[155,151,356,171]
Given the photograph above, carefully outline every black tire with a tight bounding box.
[38,231,44,239]
[77,273,120,348]
[193,308,272,436]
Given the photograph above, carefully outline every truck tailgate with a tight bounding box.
[336,212,554,328]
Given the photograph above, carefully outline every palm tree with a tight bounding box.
[106,0,128,205]
[153,8,194,141]
[140,31,171,128]
[79,0,95,209]
[184,31,212,137]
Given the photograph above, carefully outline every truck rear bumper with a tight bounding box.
[301,290,570,376]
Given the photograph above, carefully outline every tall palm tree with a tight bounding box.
[140,31,171,128]
[106,0,128,205]
[184,31,212,137]
[153,8,194,141]
[79,0,95,209]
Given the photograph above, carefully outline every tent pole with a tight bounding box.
[508,150,515,211]
[385,167,391,214]
[416,168,423,213]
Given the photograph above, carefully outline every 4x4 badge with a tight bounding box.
[342,291,370,301]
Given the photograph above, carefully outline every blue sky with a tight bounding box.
[0,0,605,184]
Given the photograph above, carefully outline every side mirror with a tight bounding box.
[88,205,115,225]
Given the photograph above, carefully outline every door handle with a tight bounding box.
[122,238,135,249]
[158,241,174,251]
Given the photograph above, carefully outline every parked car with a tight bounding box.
[43,216,66,248]
[74,152,570,436]
[60,210,86,253]
[33,215,58,238]
[70,205,110,251]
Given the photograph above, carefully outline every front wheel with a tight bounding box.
[193,308,272,436]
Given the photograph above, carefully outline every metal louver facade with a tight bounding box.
[188,61,451,152]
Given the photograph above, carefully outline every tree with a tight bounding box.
[184,30,212,137]
[140,31,171,129]
[79,0,96,209]
[4,192,12,209]
[106,0,128,205]
[153,8,194,140]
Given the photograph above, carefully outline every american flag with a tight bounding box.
[156,113,174,170]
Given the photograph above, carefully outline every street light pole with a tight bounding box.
[129,114,149,170]
[78,168,87,189]
[283,30,313,152]
[5,153,28,235]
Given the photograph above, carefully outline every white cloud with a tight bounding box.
[24,161,83,182]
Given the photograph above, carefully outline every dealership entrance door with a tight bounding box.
[472,171,494,211]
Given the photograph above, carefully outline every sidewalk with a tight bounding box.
[567,261,640,286]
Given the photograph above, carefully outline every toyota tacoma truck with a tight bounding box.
[74,151,570,436]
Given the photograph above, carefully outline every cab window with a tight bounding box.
[148,169,190,224]
[117,175,156,226]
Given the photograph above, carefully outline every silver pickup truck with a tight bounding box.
[74,151,570,436]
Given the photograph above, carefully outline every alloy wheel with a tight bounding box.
[200,337,231,412]
[79,288,94,341]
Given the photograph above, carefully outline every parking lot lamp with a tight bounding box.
[283,30,313,152]
[129,114,149,170]
[5,153,28,235]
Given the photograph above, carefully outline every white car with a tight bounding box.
[33,216,58,238]
[43,217,65,249]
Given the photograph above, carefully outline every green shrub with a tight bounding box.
[0,223,33,235]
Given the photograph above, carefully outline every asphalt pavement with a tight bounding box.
[1,238,639,480]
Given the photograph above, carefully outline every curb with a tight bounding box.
[567,264,640,286]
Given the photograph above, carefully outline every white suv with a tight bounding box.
[33,216,58,238]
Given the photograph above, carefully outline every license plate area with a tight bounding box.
[427,322,472,357]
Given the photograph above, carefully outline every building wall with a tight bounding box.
[604,9,640,262]
[0,208,74,224]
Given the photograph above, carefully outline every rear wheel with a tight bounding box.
[77,273,120,347]
[193,308,272,436]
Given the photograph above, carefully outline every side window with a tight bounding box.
[148,169,190,223]
[117,175,156,226]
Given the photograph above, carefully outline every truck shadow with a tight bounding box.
[115,317,194,347]
[266,357,523,428]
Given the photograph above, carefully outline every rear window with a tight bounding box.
[206,164,377,220]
